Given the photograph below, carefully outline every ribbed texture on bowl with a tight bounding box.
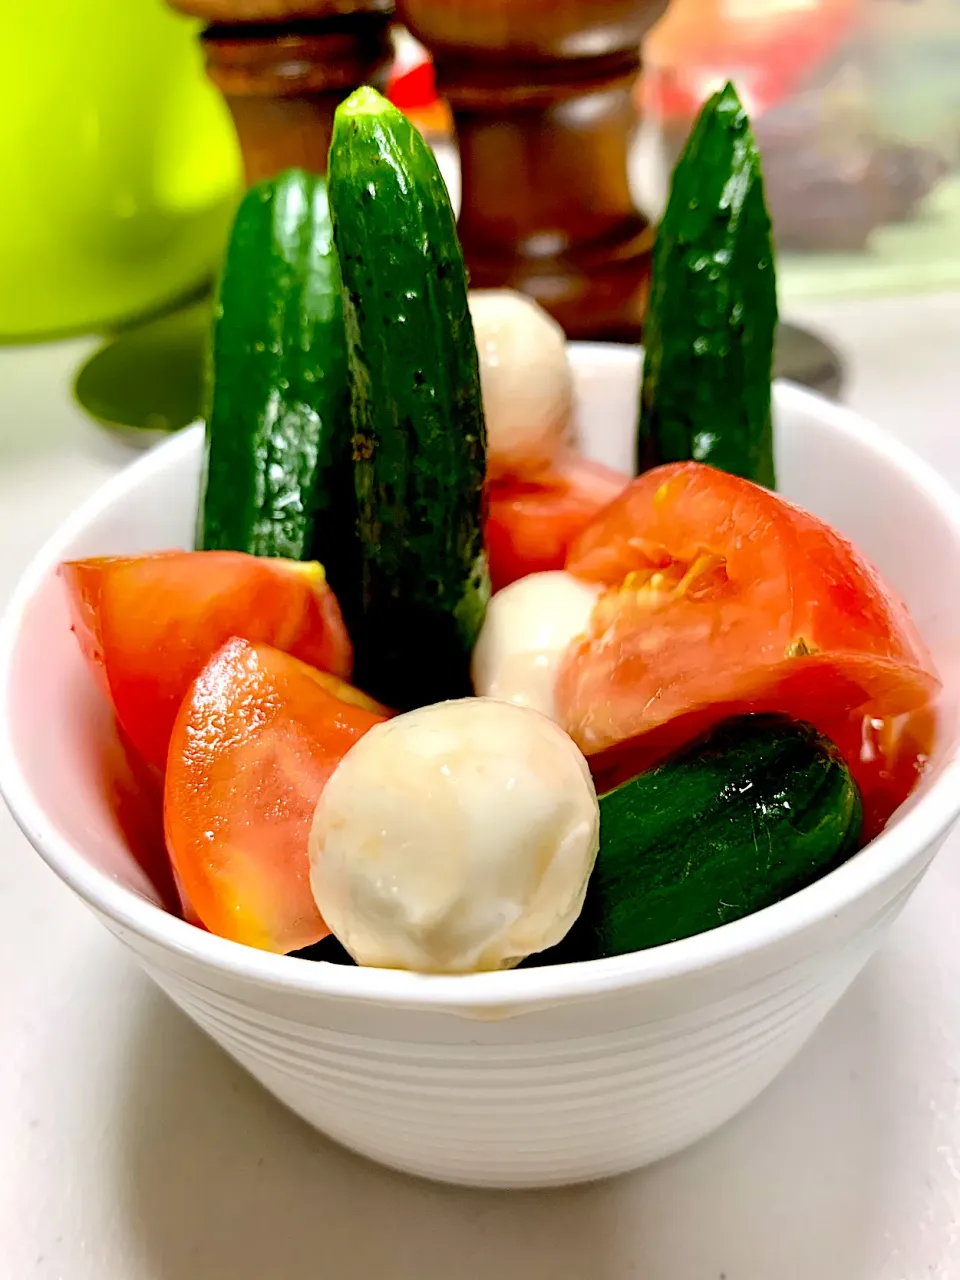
[102,881,916,1188]
[5,355,960,1189]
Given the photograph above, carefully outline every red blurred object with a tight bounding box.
[386,31,452,136]
[645,0,859,123]
[388,52,438,111]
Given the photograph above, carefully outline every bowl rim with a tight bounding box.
[3,359,960,1013]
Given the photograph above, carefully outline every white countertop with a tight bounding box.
[2,295,960,1280]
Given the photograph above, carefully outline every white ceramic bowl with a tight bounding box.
[3,345,960,1190]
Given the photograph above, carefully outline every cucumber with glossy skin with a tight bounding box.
[199,169,355,586]
[327,86,489,710]
[555,715,861,962]
[637,82,778,488]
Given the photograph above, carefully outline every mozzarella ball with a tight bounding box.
[469,289,575,480]
[309,697,599,973]
[471,571,602,721]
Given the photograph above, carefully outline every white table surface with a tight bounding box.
[2,294,960,1280]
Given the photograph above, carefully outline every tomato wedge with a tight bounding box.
[825,707,936,845]
[559,462,940,828]
[165,639,389,953]
[485,455,629,593]
[61,551,352,773]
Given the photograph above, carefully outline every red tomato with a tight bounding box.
[824,707,936,845]
[486,455,629,592]
[60,551,352,773]
[559,462,939,827]
[388,57,437,112]
[165,639,389,954]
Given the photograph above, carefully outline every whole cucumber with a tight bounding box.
[542,715,861,963]
[200,169,356,600]
[638,82,778,488]
[328,87,489,710]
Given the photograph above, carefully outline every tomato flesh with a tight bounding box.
[825,707,936,844]
[164,639,389,953]
[61,551,353,773]
[486,455,629,593]
[560,462,940,829]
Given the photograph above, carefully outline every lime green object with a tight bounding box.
[0,1,241,341]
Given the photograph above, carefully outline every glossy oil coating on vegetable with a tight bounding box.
[561,715,862,960]
[56,78,943,973]
[60,551,352,774]
[165,639,388,955]
[200,170,354,579]
[328,87,489,711]
[637,82,778,488]
[559,461,940,829]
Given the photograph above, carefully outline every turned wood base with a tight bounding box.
[398,0,667,342]
[201,17,394,184]
[165,0,665,339]
[450,56,654,341]
[166,1,395,184]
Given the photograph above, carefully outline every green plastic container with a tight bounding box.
[0,0,241,341]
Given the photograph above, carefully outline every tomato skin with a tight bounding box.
[560,462,939,829]
[165,639,389,954]
[62,557,113,703]
[824,707,936,844]
[60,551,353,773]
[486,455,629,593]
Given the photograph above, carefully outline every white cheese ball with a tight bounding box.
[469,289,575,480]
[309,697,599,973]
[471,571,602,722]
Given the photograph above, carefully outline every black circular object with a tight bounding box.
[74,300,211,444]
[73,303,846,451]
[774,320,845,401]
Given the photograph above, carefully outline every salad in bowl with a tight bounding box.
[1,82,957,1189]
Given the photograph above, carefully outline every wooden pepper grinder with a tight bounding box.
[395,0,669,341]
[164,1,395,184]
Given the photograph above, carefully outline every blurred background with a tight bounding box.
[7,0,960,337]
[399,0,960,290]
[1,0,958,451]
[1,2,240,343]
[644,0,960,299]
[1,7,959,1277]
